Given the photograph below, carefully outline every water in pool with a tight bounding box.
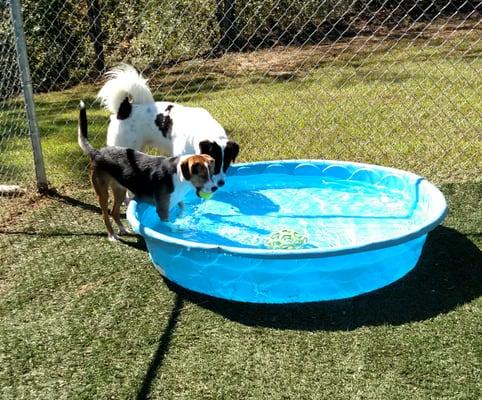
[144,173,424,250]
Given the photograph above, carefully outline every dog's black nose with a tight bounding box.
[218,180,225,187]
[211,186,218,192]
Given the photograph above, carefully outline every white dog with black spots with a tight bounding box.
[97,64,239,191]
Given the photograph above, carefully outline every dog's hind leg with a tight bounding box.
[91,172,118,241]
[111,183,130,235]
[124,190,134,206]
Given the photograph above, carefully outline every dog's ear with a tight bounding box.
[225,141,240,163]
[199,140,213,155]
[117,97,132,120]
[180,159,191,180]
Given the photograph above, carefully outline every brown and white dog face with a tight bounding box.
[180,154,216,196]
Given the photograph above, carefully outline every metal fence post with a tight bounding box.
[9,0,48,191]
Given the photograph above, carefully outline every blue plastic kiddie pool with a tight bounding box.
[127,160,447,303]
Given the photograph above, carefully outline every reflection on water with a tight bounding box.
[145,174,425,250]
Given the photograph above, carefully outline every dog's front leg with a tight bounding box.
[155,193,171,222]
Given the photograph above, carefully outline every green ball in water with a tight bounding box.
[266,229,307,250]
[199,190,213,200]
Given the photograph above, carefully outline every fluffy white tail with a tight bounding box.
[97,64,154,114]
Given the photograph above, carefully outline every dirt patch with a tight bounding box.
[149,17,480,90]
[0,189,47,231]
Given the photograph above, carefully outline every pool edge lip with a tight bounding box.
[127,159,448,260]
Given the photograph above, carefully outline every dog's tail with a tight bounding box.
[78,101,97,159]
[96,64,154,114]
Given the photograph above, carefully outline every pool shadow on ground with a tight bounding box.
[164,226,482,331]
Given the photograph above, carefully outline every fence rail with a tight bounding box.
[0,0,480,193]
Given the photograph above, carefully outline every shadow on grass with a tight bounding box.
[45,191,148,249]
[163,226,481,331]
[0,230,107,237]
[119,235,148,251]
[135,295,183,400]
[0,228,148,252]
[46,190,102,214]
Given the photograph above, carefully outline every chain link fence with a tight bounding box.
[0,0,481,195]
[0,1,33,190]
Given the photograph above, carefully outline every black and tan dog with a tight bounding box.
[78,101,215,241]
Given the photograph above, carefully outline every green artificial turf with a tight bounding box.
[0,182,480,399]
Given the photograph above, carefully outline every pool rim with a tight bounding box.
[127,159,447,260]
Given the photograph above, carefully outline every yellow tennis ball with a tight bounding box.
[199,190,213,200]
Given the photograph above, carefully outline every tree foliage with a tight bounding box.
[1,0,476,93]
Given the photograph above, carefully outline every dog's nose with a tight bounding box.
[211,186,218,192]
[218,180,225,187]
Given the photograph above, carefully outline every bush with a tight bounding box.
[235,0,355,46]
[0,0,477,93]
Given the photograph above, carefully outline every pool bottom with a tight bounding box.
[144,233,427,303]
[145,174,422,251]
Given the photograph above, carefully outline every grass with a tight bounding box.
[0,183,480,399]
[0,21,481,400]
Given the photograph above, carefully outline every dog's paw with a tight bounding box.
[108,233,120,242]
[157,208,169,222]
[124,191,134,206]
[118,225,131,236]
